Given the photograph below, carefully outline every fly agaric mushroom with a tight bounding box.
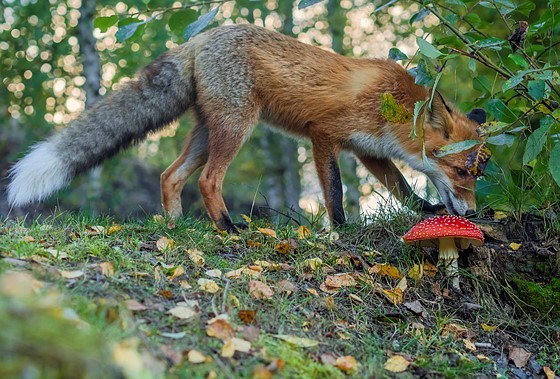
[403,215,484,290]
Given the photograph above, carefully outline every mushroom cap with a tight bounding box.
[403,215,484,248]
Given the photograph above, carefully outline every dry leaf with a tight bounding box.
[198,278,220,293]
[320,353,337,365]
[276,279,297,294]
[207,318,235,341]
[481,323,497,332]
[297,225,311,239]
[307,288,318,296]
[274,242,291,254]
[58,269,84,279]
[221,339,235,358]
[107,224,123,235]
[369,263,402,279]
[403,300,426,316]
[167,266,185,281]
[125,299,147,311]
[160,331,186,339]
[45,248,69,259]
[225,266,262,279]
[99,262,115,276]
[168,303,198,320]
[248,280,274,300]
[231,337,251,353]
[382,288,403,305]
[240,214,252,223]
[153,214,165,223]
[463,338,477,351]
[509,346,531,368]
[156,236,174,251]
[206,269,222,278]
[179,280,192,289]
[442,323,469,339]
[349,294,363,303]
[22,235,36,242]
[494,211,508,220]
[238,309,256,324]
[543,367,555,379]
[319,282,339,294]
[247,240,262,248]
[407,264,423,280]
[335,355,358,373]
[0,272,45,297]
[423,262,437,277]
[257,227,277,238]
[384,355,410,373]
[509,242,522,251]
[242,325,261,342]
[187,350,207,364]
[325,273,357,288]
[273,334,319,347]
[301,258,323,271]
[157,290,174,299]
[85,225,105,235]
[186,249,205,266]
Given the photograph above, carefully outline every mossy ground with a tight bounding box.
[0,211,558,378]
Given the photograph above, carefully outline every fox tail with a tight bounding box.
[7,49,194,207]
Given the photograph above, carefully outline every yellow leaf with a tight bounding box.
[207,318,235,341]
[335,355,358,373]
[107,224,123,235]
[349,294,363,303]
[396,277,408,292]
[274,242,291,255]
[481,323,497,332]
[301,258,323,271]
[369,263,402,279]
[307,288,319,296]
[380,92,413,124]
[297,225,311,239]
[384,355,410,373]
[476,354,492,362]
[167,265,185,281]
[423,262,437,277]
[220,339,235,358]
[98,262,115,276]
[407,264,423,280]
[198,278,220,293]
[257,227,277,238]
[156,236,174,251]
[232,337,251,353]
[324,273,357,288]
[186,249,205,266]
[463,338,476,351]
[187,349,207,363]
[58,269,84,279]
[273,334,319,347]
[45,248,69,259]
[382,288,403,305]
[248,280,274,300]
[543,367,556,379]
[168,303,198,320]
[153,214,165,223]
[509,242,522,251]
[494,211,508,220]
[240,214,252,223]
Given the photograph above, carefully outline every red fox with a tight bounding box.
[7,24,486,232]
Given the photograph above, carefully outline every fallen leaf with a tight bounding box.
[238,309,256,324]
[335,355,358,373]
[407,264,423,280]
[423,262,437,277]
[509,346,531,368]
[99,262,115,276]
[324,273,357,288]
[58,269,85,279]
[494,211,508,220]
[179,280,192,289]
[248,280,274,300]
[509,242,522,251]
[481,323,498,332]
[257,227,277,238]
[221,339,236,358]
[186,249,205,266]
[160,331,186,339]
[476,354,492,362]
[242,325,261,342]
[45,248,69,259]
[156,236,174,251]
[320,353,337,365]
[319,282,339,294]
[157,290,174,299]
[247,240,262,248]
[307,288,318,296]
[125,299,147,311]
[241,214,252,223]
[348,294,363,303]
[231,337,251,353]
[403,300,426,316]
[276,279,297,294]
[168,303,198,320]
[273,334,319,347]
[198,278,220,294]
[0,272,45,297]
[382,288,403,305]
[301,258,323,271]
[297,225,311,239]
[187,350,207,363]
[85,225,105,235]
[153,214,165,223]
[225,266,261,279]
[442,323,469,339]
[463,338,477,351]
[369,263,402,279]
[543,367,555,379]
[207,318,235,341]
[167,265,185,281]
[107,224,123,235]
[206,269,222,278]
[384,355,410,373]
[22,235,36,242]
[274,241,291,254]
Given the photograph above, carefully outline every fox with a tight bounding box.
[7,24,487,232]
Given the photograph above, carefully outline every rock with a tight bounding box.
[528,359,542,375]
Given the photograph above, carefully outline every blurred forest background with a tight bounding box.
[1,0,559,223]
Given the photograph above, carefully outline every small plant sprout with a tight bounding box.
[403,215,484,290]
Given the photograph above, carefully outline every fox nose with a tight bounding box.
[465,209,476,217]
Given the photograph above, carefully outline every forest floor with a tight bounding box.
[0,210,559,378]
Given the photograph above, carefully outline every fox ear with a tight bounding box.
[467,108,487,125]
[426,91,453,138]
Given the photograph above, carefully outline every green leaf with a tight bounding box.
[473,76,493,94]
[416,37,443,59]
[468,58,477,72]
[94,16,118,33]
[413,58,435,87]
[184,7,219,41]
[471,38,505,50]
[522,117,552,165]
[410,8,430,23]
[413,100,425,136]
[444,0,467,9]
[478,121,511,136]
[485,99,507,121]
[388,48,407,61]
[502,73,524,92]
[116,21,142,43]
[434,140,481,157]
[550,143,560,187]
[528,80,546,101]
[487,133,515,146]
[298,0,325,9]
[464,13,481,27]
[168,9,197,36]
[508,54,529,69]
[147,0,166,9]
[380,93,413,124]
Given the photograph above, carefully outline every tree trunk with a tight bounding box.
[77,0,102,214]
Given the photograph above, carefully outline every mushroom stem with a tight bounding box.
[438,237,460,290]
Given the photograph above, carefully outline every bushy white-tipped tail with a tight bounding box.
[7,141,71,206]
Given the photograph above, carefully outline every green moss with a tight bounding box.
[512,277,560,319]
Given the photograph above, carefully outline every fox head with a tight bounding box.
[421,93,486,216]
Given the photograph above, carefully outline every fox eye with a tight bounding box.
[456,167,469,178]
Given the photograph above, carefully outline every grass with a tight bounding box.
[0,211,558,378]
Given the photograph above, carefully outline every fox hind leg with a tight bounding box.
[161,123,209,219]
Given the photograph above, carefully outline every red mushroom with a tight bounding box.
[403,215,484,289]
